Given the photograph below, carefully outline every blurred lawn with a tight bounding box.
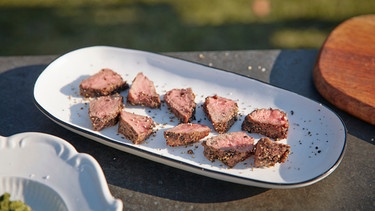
[0,0,374,55]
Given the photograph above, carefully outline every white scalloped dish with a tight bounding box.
[33,46,347,188]
[0,132,123,211]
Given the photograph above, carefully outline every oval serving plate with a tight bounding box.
[0,132,122,211]
[33,46,346,188]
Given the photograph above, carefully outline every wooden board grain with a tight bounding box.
[313,15,375,125]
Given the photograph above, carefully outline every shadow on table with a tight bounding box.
[104,147,268,202]
[0,65,50,136]
[2,61,372,204]
[2,53,374,203]
[270,50,375,145]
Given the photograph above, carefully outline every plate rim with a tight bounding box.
[0,131,123,210]
[33,45,347,189]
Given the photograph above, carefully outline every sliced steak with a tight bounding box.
[88,93,123,131]
[80,68,128,97]
[164,123,210,147]
[118,111,155,144]
[253,137,291,167]
[127,72,161,108]
[202,131,254,168]
[203,95,239,133]
[164,88,196,123]
[242,108,289,140]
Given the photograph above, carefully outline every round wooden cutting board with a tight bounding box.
[313,15,375,125]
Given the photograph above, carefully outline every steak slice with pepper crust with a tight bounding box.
[202,131,254,168]
[203,95,239,134]
[80,68,128,97]
[118,111,155,144]
[88,93,123,131]
[164,88,196,123]
[253,137,291,167]
[242,108,289,140]
[127,72,161,108]
[164,123,210,147]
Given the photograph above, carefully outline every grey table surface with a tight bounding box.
[0,49,374,210]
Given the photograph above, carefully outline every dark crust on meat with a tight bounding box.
[90,114,120,131]
[164,123,210,147]
[79,68,128,98]
[117,112,155,144]
[88,94,123,131]
[127,93,161,108]
[253,137,291,167]
[164,88,196,123]
[203,95,238,134]
[241,108,289,140]
[202,132,254,168]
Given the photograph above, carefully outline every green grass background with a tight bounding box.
[1,0,374,55]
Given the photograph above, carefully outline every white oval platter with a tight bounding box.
[33,46,346,188]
